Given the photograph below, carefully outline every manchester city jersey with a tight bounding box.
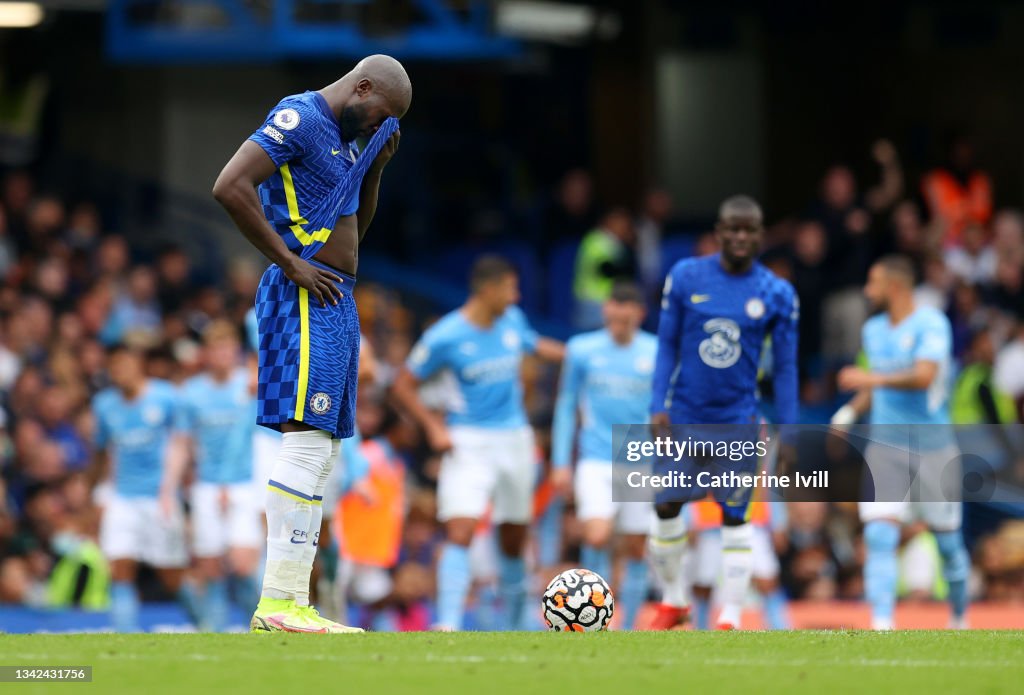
[176,369,255,484]
[248,91,400,260]
[552,329,657,467]
[863,306,953,428]
[651,254,799,425]
[407,306,539,428]
[93,380,179,498]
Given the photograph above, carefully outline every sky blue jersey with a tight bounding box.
[552,329,657,468]
[175,369,255,484]
[863,305,953,432]
[93,380,179,498]
[651,254,799,425]
[248,91,399,261]
[407,306,539,428]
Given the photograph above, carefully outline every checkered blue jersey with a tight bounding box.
[175,369,255,484]
[863,306,953,429]
[407,306,539,428]
[248,91,400,260]
[652,254,799,425]
[93,380,179,498]
[552,329,657,468]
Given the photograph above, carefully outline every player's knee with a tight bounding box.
[623,534,647,560]
[864,520,900,552]
[445,519,476,546]
[278,429,333,475]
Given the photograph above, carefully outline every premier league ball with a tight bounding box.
[541,568,614,632]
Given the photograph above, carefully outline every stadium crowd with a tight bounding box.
[2,131,1024,627]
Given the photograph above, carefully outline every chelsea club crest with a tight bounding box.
[310,392,332,415]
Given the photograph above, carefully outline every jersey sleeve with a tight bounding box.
[508,306,540,354]
[247,96,320,167]
[914,312,952,363]
[770,283,800,425]
[551,340,583,469]
[335,116,401,218]
[407,326,449,381]
[651,268,684,414]
[91,395,109,450]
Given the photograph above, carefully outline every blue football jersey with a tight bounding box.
[248,91,399,260]
[175,369,255,484]
[651,254,799,425]
[863,306,953,428]
[93,380,179,498]
[552,329,657,468]
[407,306,539,428]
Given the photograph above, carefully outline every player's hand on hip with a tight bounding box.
[283,256,343,307]
[369,131,400,174]
[426,421,453,453]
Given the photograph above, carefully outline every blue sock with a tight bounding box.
[231,573,261,615]
[694,596,711,630]
[621,559,649,629]
[177,583,203,628]
[864,521,900,624]
[536,497,564,568]
[474,581,501,631]
[934,530,969,620]
[580,545,612,584]
[437,543,472,630]
[111,581,140,633]
[497,554,527,631]
[762,587,790,630]
[204,579,230,633]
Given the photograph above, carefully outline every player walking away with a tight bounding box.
[835,255,969,630]
[648,195,799,630]
[213,55,411,634]
[92,344,194,632]
[168,321,262,631]
[392,256,564,631]
[551,282,656,629]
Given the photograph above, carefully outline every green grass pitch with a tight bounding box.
[2,631,1023,694]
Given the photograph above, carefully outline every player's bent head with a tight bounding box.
[604,281,646,340]
[342,54,412,141]
[469,254,519,307]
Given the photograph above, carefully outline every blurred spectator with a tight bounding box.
[788,220,827,381]
[994,323,1024,416]
[922,132,992,247]
[155,245,195,315]
[913,255,952,311]
[634,188,673,294]
[100,265,161,346]
[572,207,636,329]
[945,223,996,287]
[809,165,871,365]
[544,168,598,243]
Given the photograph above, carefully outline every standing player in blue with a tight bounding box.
[392,256,564,631]
[213,55,411,633]
[649,195,799,630]
[93,344,194,632]
[835,255,969,630]
[170,321,262,631]
[551,282,656,629]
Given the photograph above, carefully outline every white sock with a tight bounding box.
[295,438,339,607]
[647,514,689,608]
[261,430,332,601]
[718,523,753,627]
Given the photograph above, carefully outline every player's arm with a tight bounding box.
[357,131,401,241]
[89,398,111,488]
[650,272,683,429]
[550,342,582,494]
[771,287,800,425]
[534,337,566,362]
[212,127,342,307]
[160,393,194,517]
[391,334,452,452]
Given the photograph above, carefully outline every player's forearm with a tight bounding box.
[213,179,297,270]
[873,365,935,391]
[357,170,382,241]
[535,337,565,363]
[88,451,110,488]
[391,369,440,430]
[160,435,190,495]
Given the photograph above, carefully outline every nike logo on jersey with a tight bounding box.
[331,148,342,156]
[691,294,711,304]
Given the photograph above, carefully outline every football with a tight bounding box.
[541,568,614,632]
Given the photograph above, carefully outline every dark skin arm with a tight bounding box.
[212,141,343,307]
[357,131,401,241]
